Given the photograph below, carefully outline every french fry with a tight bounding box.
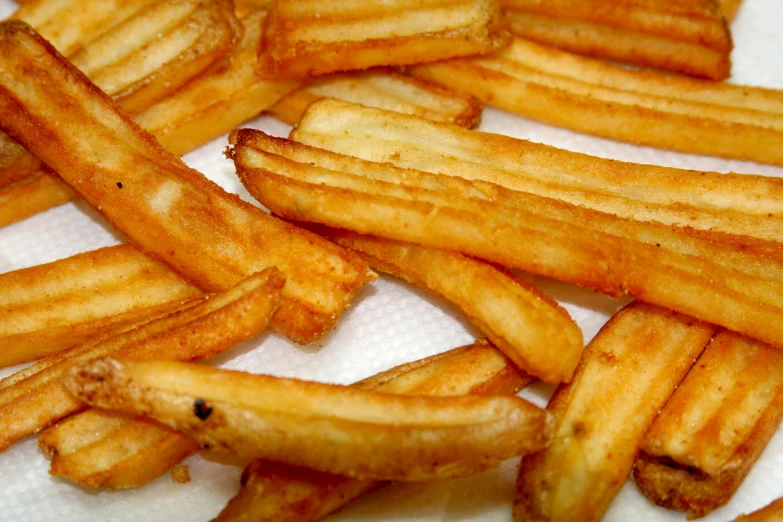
[39,409,200,489]
[733,497,783,522]
[314,227,583,383]
[514,302,715,522]
[409,38,783,166]
[134,10,303,155]
[292,100,783,242]
[65,357,552,482]
[0,171,75,228]
[267,70,482,128]
[216,339,531,521]
[0,244,200,368]
[0,267,284,452]
[258,0,510,78]
[501,0,732,79]
[230,128,783,358]
[0,22,374,344]
[634,331,783,518]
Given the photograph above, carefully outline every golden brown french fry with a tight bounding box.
[39,409,200,489]
[0,22,374,344]
[230,128,783,357]
[258,0,510,78]
[65,357,552,481]
[514,302,715,522]
[0,267,284,452]
[0,245,200,368]
[314,227,583,383]
[734,497,783,522]
[409,38,783,166]
[267,70,482,128]
[0,171,75,228]
[216,339,531,522]
[134,10,303,155]
[634,331,783,518]
[292,100,783,242]
[501,0,732,79]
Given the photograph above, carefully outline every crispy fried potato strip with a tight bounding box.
[230,127,783,356]
[514,302,715,522]
[733,497,783,522]
[293,100,783,242]
[634,331,783,518]
[0,22,374,343]
[267,70,482,128]
[501,0,732,80]
[0,245,200,368]
[216,339,530,521]
[314,227,583,383]
[0,171,75,228]
[0,267,284,452]
[65,356,551,482]
[259,0,510,78]
[39,409,200,489]
[410,38,783,166]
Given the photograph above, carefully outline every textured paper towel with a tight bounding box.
[1,1,783,521]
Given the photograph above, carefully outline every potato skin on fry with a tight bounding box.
[65,358,553,482]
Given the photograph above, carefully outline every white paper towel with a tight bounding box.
[1,1,783,521]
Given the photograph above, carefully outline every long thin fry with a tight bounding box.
[0,267,284,452]
[409,38,783,166]
[267,70,482,129]
[634,331,783,518]
[0,245,200,368]
[315,227,583,383]
[0,22,374,343]
[258,0,510,78]
[514,302,715,522]
[230,128,783,356]
[292,100,783,242]
[65,357,552,481]
[501,0,732,80]
[215,339,531,522]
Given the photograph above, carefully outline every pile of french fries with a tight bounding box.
[1,0,783,521]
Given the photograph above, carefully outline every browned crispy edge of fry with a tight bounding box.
[0,267,284,452]
[734,497,783,522]
[720,0,744,21]
[312,226,583,382]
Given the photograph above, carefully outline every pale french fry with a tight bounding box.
[65,357,552,482]
[0,245,200,367]
[314,227,583,383]
[514,302,715,522]
[292,100,783,242]
[267,70,482,128]
[634,331,783,518]
[501,0,732,79]
[409,38,783,166]
[134,10,303,155]
[216,339,531,522]
[258,0,510,78]
[0,267,284,452]
[734,497,783,522]
[0,22,374,344]
[39,409,200,489]
[230,128,783,357]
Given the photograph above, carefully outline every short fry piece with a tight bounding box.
[514,302,715,522]
[259,0,510,78]
[215,339,531,521]
[0,22,374,344]
[734,497,783,522]
[230,128,783,358]
[267,70,482,128]
[39,409,200,489]
[0,245,200,367]
[634,331,783,518]
[66,357,553,481]
[318,228,583,382]
[501,0,732,80]
[0,267,284,452]
[410,38,783,166]
[0,172,75,228]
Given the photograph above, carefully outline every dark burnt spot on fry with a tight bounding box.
[194,398,212,420]
[117,182,123,189]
